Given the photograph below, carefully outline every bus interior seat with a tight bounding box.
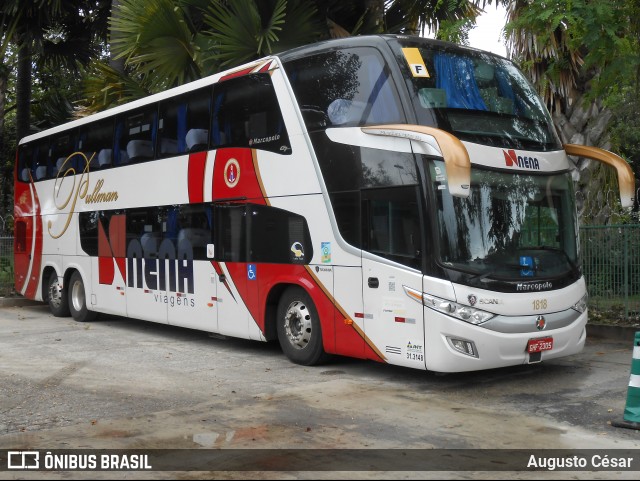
[56,157,67,172]
[327,98,367,125]
[418,88,447,109]
[35,165,48,180]
[185,129,208,152]
[20,169,31,182]
[140,232,160,257]
[474,62,495,83]
[126,140,154,162]
[97,149,112,168]
[177,227,209,257]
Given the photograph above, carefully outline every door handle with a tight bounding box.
[368,277,379,288]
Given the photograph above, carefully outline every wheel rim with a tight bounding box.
[71,279,85,313]
[49,277,63,309]
[283,300,312,350]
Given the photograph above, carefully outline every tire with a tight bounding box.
[47,271,70,317]
[276,286,327,366]
[68,271,97,322]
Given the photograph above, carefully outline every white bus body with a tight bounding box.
[15,35,634,372]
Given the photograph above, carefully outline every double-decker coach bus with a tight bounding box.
[14,35,635,372]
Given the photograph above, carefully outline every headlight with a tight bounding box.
[572,293,588,313]
[404,286,495,325]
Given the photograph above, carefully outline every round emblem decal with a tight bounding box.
[536,315,546,331]
[468,294,477,307]
[224,158,240,188]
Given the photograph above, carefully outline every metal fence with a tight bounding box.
[0,226,639,321]
[0,237,13,296]
[580,225,640,321]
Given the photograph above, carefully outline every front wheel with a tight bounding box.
[276,286,327,366]
[68,271,97,322]
[47,271,70,317]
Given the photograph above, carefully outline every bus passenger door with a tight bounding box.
[361,186,426,369]
[213,204,251,339]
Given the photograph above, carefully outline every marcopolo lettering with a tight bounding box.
[503,149,540,170]
[517,282,552,292]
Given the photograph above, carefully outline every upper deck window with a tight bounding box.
[284,47,405,131]
[211,73,291,155]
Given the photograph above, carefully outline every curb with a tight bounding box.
[0,297,45,308]
[586,324,640,342]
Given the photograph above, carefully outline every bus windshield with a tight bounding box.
[430,160,579,281]
[389,38,562,151]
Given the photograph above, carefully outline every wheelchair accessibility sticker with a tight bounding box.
[247,264,257,281]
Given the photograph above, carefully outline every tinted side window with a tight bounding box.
[158,87,212,157]
[215,203,312,264]
[248,204,313,264]
[285,47,405,130]
[212,74,291,155]
[115,106,157,165]
[79,119,114,171]
[18,140,49,182]
[362,186,422,269]
[308,131,419,251]
[80,204,214,262]
[215,204,247,262]
[50,131,78,176]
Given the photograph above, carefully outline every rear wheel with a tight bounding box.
[68,271,97,322]
[276,286,327,366]
[47,271,70,317]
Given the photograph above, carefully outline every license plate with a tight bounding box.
[527,337,553,353]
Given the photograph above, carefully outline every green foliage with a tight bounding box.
[203,0,321,69]
[435,17,474,45]
[110,0,204,91]
[608,88,640,168]
[505,0,640,109]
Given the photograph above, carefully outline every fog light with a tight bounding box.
[447,337,478,358]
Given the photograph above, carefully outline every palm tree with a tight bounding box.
[202,0,322,68]
[503,0,584,113]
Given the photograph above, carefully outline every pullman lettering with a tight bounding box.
[85,179,118,204]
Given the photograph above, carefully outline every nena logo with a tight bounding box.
[503,149,540,170]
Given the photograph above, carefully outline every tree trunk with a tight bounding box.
[16,35,31,140]
[109,0,126,75]
[364,0,385,33]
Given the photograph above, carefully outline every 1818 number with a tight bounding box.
[532,299,548,311]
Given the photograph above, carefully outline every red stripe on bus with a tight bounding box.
[220,66,257,82]
[23,183,43,299]
[220,263,384,363]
